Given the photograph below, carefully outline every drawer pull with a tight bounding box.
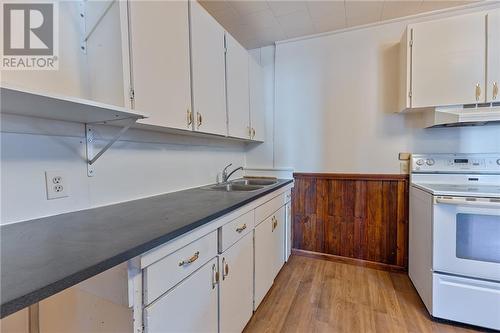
[271,216,278,231]
[178,251,199,266]
[235,224,247,233]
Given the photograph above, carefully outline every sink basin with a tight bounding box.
[204,183,264,192]
[231,178,278,186]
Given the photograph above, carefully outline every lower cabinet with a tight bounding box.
[219,232,254,333]
[254,206,285,309]
[144,257,219,333]
[271,206,286,278]
[141,187,292,332]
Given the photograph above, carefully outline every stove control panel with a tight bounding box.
[412,154,500,173]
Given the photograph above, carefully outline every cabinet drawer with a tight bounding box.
[219,210,254,252]
[143,230,217,305]
[433,273,500,330]
[255,193,286,225]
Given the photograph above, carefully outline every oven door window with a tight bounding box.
[456,213,500,264]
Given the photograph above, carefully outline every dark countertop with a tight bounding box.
[0,179,292,318]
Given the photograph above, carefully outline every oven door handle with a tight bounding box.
[435,197,500,209]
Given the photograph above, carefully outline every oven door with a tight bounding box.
[433,196,500,281]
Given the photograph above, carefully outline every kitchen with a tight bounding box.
[1,0,499,332]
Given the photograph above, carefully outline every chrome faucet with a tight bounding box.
[222,164,243,183]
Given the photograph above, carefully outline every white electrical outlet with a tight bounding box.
[45,171,69,200]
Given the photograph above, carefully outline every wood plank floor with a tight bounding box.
[244,255,486,333]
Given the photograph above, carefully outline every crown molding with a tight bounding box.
[275,1,500,46]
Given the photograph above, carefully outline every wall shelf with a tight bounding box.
[0,85,146,124]
[1,85,147,176]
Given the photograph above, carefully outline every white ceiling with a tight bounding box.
[200,0,480,49]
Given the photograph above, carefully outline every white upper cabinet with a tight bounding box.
[190,0,227,136]
[226,33,250,139]
[487,9,500,103]
[2,1,126,107]
[127,0,192,130]
[249,56,266,142]
[399,11,494,112]
[411,12,487,108]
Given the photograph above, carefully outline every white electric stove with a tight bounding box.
[409,153,500,330]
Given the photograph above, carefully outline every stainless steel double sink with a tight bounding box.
[202,178,278,192]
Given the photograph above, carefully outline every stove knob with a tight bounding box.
[416,159,425,166]
[426,159,435,166]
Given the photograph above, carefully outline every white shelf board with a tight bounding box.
[134,122,262,143]
[0,85,146,124]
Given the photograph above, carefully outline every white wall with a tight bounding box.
[274,6,500,174]
[1,115,246,224]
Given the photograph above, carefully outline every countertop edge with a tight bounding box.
[0,179,293,318]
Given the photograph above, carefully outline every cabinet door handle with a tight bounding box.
[475,83,481,101]
[212,263,219,289]
[178,251,199,266]
[224,260,229,279]
[493,82,498,100]
[235,224,247,233]
[221,257,226,280]
[196,112,202,128]
[248,127,252,138]
[187,108,193,127]
[252,128,256,139]
[271,216,277,231]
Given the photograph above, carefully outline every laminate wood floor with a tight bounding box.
[244,254,486,333]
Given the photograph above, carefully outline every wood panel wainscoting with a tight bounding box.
[292,173,409,271]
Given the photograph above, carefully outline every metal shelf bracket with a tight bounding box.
[85,117,138,177]
[80,0,117,53]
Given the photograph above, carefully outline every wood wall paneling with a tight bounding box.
[292,173,409,270]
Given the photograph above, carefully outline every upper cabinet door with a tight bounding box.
[249,56,266,142]
[2,1,126,107]
[411,12,486,107]
[226,33,250,139]
[128,1,192,130]
[190,1,227,136]
[487,9,500,103]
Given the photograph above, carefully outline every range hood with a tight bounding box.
[422,103,500,128]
